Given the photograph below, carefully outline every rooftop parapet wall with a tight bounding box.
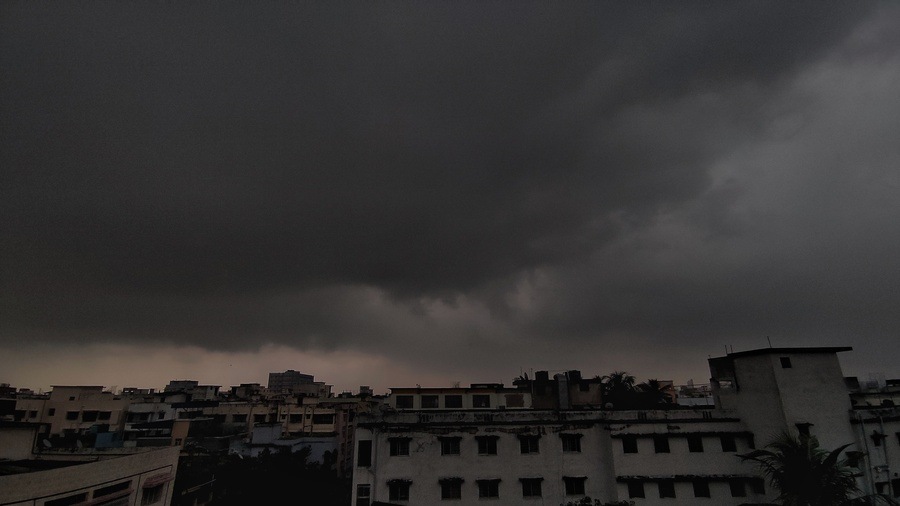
[357,408,740,428]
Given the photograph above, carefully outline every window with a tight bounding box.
[780,357,792,368]
[520,478,542,497]
[796,423,812,437]
[693,480,710,497]
[66,411,79,420]
[561,434,582,453]
[477,479,500,498]
[564,476,586,496]
[627,481,645,499]
[688,435,704,452]
[290,414,302,423]
[720,434,737,452]
[422,395,439,408]
[28,410,38,418]
[94,480,131,498]
[46,493,88,506]
[254,414,267,423]
[891,478,900,498]
[729,479,746,497]
[312,413,334,424]
[48,408,56,416]
[444,395,463,408]
[653,435,670,453]
[390,438,410,456]
[473,395,491,408]
[658,480,676,498]
[748,434,756,449]
[477,435,498,455]
[388,480,411,501]
[356,484,371,506]
[440,437,461,455]
[141,485,163,506]
[98,411,112,421]
[519,435,540,454]
[750,478,765,495]
[357,440,372,467]
[505,393,525,407]
[232,414,247,423]
[396,395,414,409]
[440,478,463,500]
[622,435,638,453]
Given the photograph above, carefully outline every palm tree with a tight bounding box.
[738,432,897,505]
[601,371,637,409]
[636,379,675,406]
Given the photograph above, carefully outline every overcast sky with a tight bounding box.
[2,2,899,395]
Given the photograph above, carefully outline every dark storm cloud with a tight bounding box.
[2,0,898,373]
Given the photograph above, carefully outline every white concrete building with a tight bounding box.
[0,421,180,506]
[351,346,900,505]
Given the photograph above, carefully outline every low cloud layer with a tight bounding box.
[2,2,899,389]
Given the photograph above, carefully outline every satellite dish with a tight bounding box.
[42,439,52,448]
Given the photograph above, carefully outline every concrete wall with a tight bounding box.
[0,446,180,506]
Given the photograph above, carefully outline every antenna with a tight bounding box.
[767,336,772,348]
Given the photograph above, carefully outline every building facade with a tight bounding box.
[352,346,900,505]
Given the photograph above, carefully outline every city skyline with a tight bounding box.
[3,2,900,396]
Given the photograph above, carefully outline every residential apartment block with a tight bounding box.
[351,346,900,505]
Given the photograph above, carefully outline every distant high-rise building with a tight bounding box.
[268,370,315,393]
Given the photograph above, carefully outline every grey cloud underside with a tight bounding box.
[2,1,898,364]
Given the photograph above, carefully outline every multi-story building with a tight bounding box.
[351,346,900,505]
[0,420,180,506]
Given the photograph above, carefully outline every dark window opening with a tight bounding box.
[750,478,765,495]
[519,435,540,454]
[477,436,498,455]
[395,395,414,409]
[46,493,88,506]
[440,479,463,500]
[421,395,439,408]
[688,435,704,452]
[796,423,813,437]
[66,411,79,420]
[658,480,676,498]
[357,440,372,467]
[729,479,746,497]
[564,477,586,496]
[94,480,131,498]
[356,484,371,506]
[477,479,500,498]
[622,435,638,454]
[388,481,410,502]
[440,437,461,456]
[693,480,710,498]
[561,434,582,453]
[721,434,737,452]
[780,357,792,368]
[473,395,491,408]
[653,435,670,453]
[444,395,463,408]
[520,478,542,497]
[628,482,645,499]
[389,438,410,456]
